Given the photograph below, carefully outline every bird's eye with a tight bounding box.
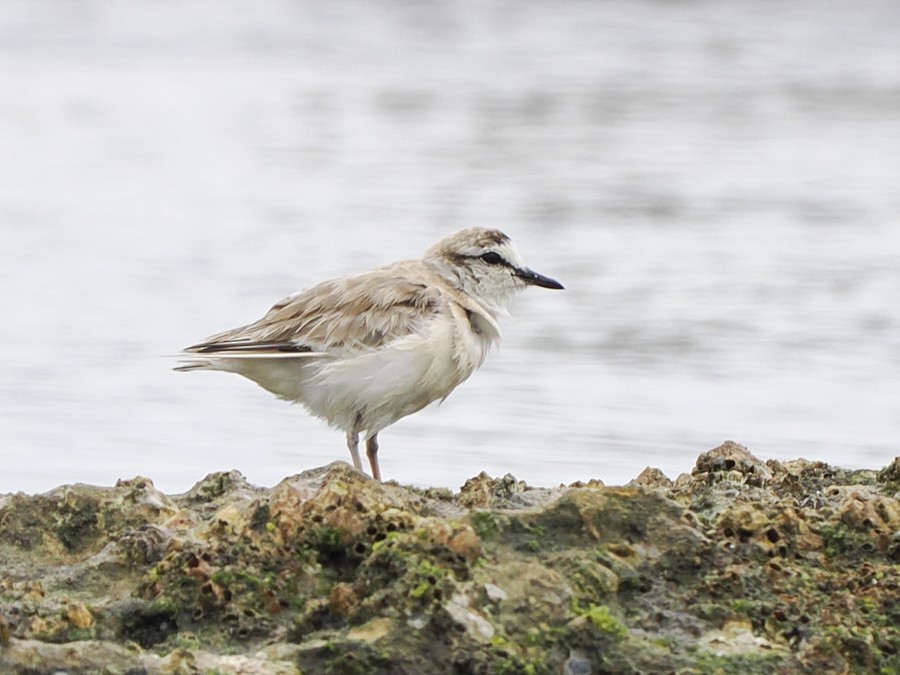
[480,252,503,265]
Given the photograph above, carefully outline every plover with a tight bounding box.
[176,227,563,481]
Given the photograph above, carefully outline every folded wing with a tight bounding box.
[182,266,443,357]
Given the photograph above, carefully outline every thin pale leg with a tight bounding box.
[346,430,363,472]
[366,434,381,482]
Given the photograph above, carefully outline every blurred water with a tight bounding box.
[1,0,899,494]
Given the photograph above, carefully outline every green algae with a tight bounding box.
[2,449,900,673]
[573,602,628,638]
[469,509,502,540]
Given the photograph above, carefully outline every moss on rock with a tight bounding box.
[1,444,899,673]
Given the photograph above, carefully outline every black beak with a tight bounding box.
[516,267,565,290]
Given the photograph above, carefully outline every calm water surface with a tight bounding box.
[1,0,899,494]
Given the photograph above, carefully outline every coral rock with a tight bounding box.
[1,447,898,673]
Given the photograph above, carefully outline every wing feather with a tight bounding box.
[182,263,444,356]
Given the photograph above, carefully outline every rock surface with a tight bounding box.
[1,441,899,674]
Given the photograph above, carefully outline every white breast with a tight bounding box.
[305,300,498,435]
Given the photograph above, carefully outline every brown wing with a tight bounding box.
[184,264,443,355]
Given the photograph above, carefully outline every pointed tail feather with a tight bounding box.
[173,360,214,372]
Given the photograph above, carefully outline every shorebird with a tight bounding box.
[176,227,563,481]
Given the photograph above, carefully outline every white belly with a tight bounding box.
[218,309,495,435]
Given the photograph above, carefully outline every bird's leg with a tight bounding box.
[346,430,363,473]
[366,434,381,482]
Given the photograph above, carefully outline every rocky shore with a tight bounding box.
[1,441,898,674]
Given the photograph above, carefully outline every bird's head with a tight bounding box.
[425,227,564,312]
